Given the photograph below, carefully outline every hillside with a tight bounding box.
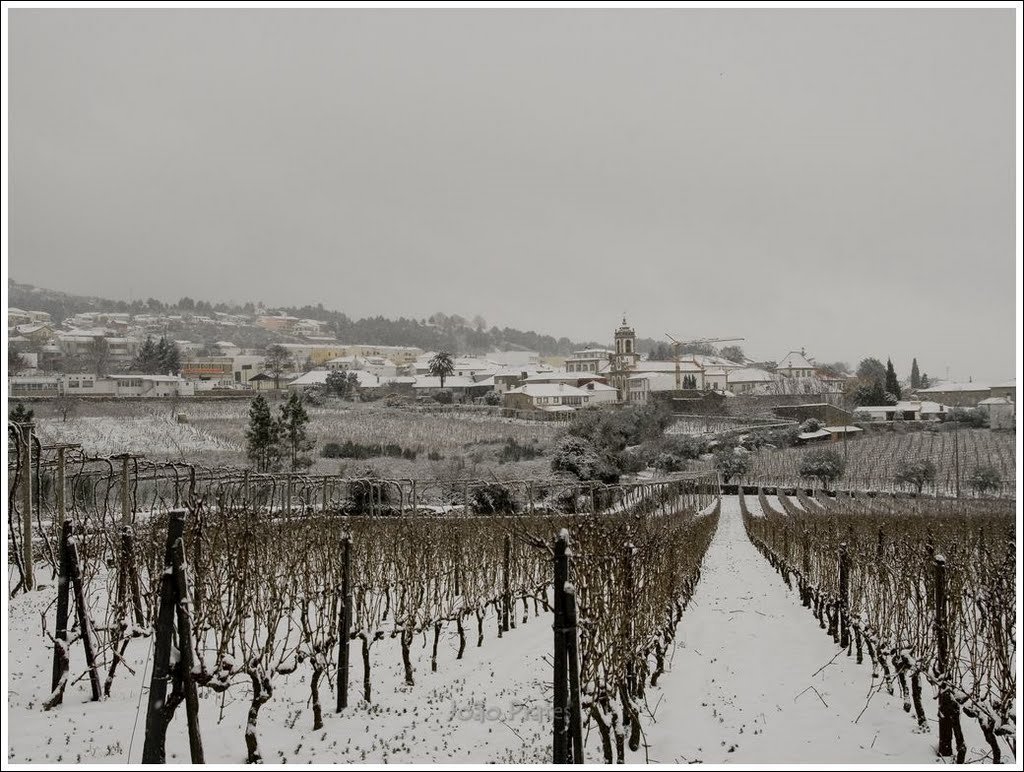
[8,279,607,357]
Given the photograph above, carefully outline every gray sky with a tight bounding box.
[8,8,1018,382]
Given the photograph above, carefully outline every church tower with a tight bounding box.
[610,316,639,401]
[612,316,638,372]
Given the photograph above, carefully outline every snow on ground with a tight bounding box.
[36,415,238,457]
[7,589,553,764]
[643,496,1003,764]
[6,497,1007,764]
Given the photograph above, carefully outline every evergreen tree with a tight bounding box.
[920,373,931,389]
[910,358,921,390]
[325,370,359,399]
[157,335,182,375]
[89,337,111,377]
[132,336,161,373]
[9,401,34,423]
[278,392,315,470]
[8,346,26,372]
[885,358,902,400]
[244,395,282,472]
[856,357,887,386]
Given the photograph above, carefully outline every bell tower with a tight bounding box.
[610,316,639,401]
[613,316,638,372]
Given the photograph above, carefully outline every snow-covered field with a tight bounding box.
[35,415,239,457]
[8,497,1006,764]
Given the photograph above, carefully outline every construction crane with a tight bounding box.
[665,334,745,390]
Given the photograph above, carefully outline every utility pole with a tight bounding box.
[953,411,960,499]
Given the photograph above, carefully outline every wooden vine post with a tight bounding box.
[838,542,850,649]
[934,553,963,761]
[502,534,512,633]
[48,519,73,705]
[142,508,203,764]
[552,530,583,764]
[20,421,34,591]
[336,532,353,711]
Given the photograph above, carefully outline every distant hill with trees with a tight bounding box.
[7,279,606,357]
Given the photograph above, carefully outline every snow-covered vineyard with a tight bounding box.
[5,444,1015,765]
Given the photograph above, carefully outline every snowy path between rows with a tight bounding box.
[7,497,999,763]
[642,496,949,764]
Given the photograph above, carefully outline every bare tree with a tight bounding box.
[264,344,291,390]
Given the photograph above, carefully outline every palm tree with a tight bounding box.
[428,351,455,389]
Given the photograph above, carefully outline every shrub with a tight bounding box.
[799,449,846,490]
[567,402,673,452]
[472,482,517,514]
[612,449,646,475]
[321,440,417,460]
[893,459,937,493]
[483,390,502,406]
[714,446,750,483]
[551,436,620,484]
[346,471,394,515]
[947,407,988,429]
[968,465,1002,495]
[654,452,686,473]
[800,418,822,433]
[665,434,708,460]
[497,437,542,463]
[434,389,453,405]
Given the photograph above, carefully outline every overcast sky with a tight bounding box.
[7,8,1019,382]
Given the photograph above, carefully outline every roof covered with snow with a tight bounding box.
[630,360,703,374]
[506,383,590,398]
[824,425,864,434]
[778,351,815,371]
[524,371,584,383]
[413,375,480,389]
[726,368,776,383]
[918,382,990,393]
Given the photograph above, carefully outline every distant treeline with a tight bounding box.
[9,280,618,357]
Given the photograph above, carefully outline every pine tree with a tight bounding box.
[921,373,931,389]
[132,336,161,373]
[157,336,182,375]
[244,395,282,472]
[910,358,921,390]
[885,358,902,401]
[9,401,34,423]
[278,393,315,470]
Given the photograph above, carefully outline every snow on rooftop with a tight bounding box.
[778,351,815,371]
[918,382,990,392]
[726,368,776,383]
[506,383,590,397]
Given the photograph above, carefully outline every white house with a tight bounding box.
[626,373,683,404]
[725,367,776,394]
[777,350,816,379]
[326,355,399,379]
[854,400,948,422]
[565,349,614,374]
[504,383,591,411]
[978,397,1015,430]
[579,380,618,404]
[108,375,194,397]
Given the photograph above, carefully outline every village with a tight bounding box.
[8,302,1016,437]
